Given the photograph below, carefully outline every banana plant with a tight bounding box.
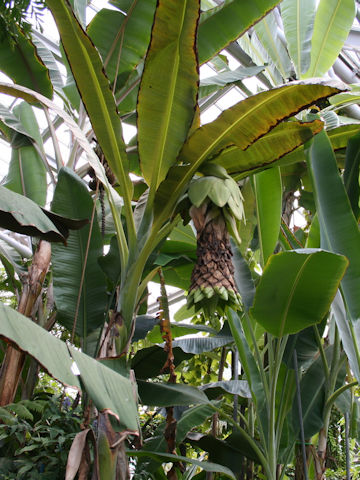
[0,0,356,478]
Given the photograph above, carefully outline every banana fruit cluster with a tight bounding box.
[186,163,245,316]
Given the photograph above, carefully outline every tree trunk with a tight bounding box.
[0,240,51,405]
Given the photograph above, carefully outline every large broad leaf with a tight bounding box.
[0,27,52,98]
[307,130,360,321]
[137,380,209,407]
[217,120,323,179]
[69,348,139,432]
[137,0,199,190]
[0,302,139,433]
[132,345,192,379]
[155,81,346,221]
[197,0,280,65]
[129,450,236,479]
[253,166,282,265]
[303,0,355,78]
[172,335,233,354]
[254,11,292,80]
[200,380,251,400]
[51,168,107,354]
[281,0,316,77]
[0,186,65,243]
[46,0,134,235]
[250,249,348,337]
[343,131,360,220]
[3,102,47,206]
[87,1,157,86]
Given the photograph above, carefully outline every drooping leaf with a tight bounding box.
[231,244,255,311]
[199,65,265,98]
[217,120,324,179]
[172,335,233,354]
[0,186,66,243]
[155,81,346,221]
[200,380,251,400]
[51,168,107,354]
[128,450,236,479]
[0,302,79,388]
[137,0,199,189]
[132,345,192,380]
[307,130,360,322]
[303,0,356,78]
[0,27,52,98]
[137,380,209,407]
[0,102,34,147]
[70,348,139,432]
[0,303,139,433]
[197,0,280,65]
[281,0,316,77]
[253,166,282,265]
[250,249,348,337]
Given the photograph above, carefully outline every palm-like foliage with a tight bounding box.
[0,1,359,479]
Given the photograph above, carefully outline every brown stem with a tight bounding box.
[0,240,51,406]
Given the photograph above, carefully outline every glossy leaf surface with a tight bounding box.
[137,380,209,406]
[307,130,360,321]
[250,249,348,337]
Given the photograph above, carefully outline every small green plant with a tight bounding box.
[0,394,82,479]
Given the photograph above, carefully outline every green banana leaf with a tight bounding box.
[0,27,52,98]
[303,0,355,78]
[280,123,360,166]
[254,11,292,80]
[0,102,34,147]
[137,380,210,407]
[132,345,192,380]
[137,0,199,190]
[281,0,316,77]
[0,302,139,433]
[200,380,251,400]
[343,131,360,219]
[198,0,280,65]
[0,186,65,243]
[217,120,323,179]
[87,1,156,86]
[199,65,265,98]
[250,249,348,337]
[51,168,107,354]
[46,0,134,239]
[3,102,47,206]
[307,130,360,322]
[253,166,282,265]
[155,81,346,221]
[129,450,236,479]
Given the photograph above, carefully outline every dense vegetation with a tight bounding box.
[0,0,360,478]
